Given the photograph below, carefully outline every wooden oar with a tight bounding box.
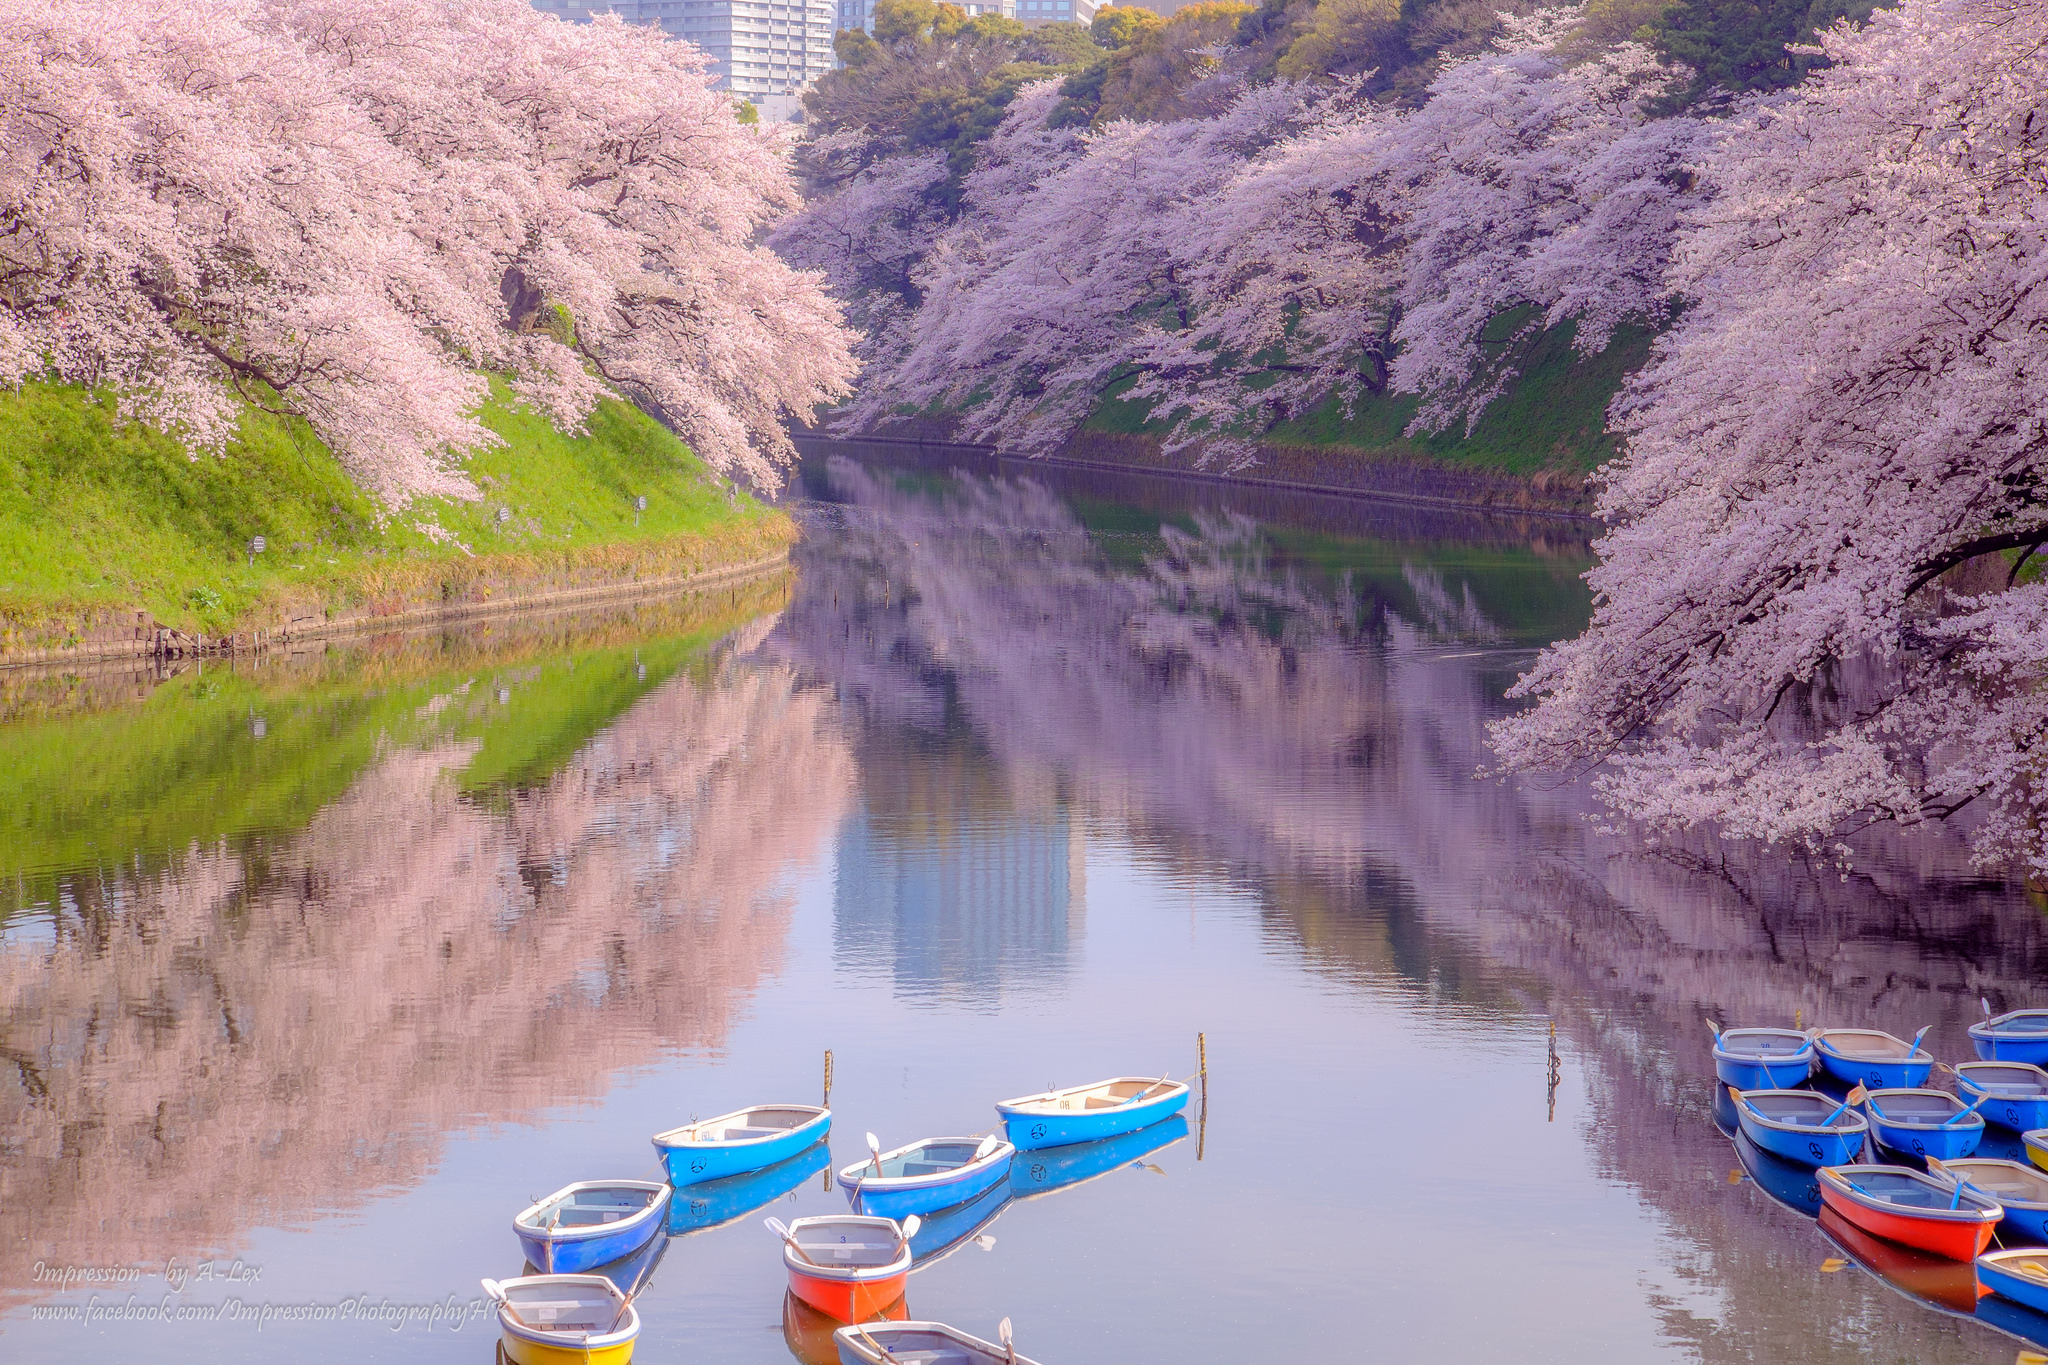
[1819,1084,1868,1127]
[999,1316,1016,1365]
[867,1131,885,1177]
[889,1214,922,1260]
[1938,1091,1994,1128]
[1707,1020,1723,1041]
[1910,1024,1933,1056]
[1124,1074,1173,1105]
[605,1230,668,1333]
[853,1320,899,1360]
[764,1216,822,1266]
[1926,1156,1975,1210]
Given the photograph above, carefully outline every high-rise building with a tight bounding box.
[1015,0,1094,22]
[530,0,835,109]
[835,0,1016,29]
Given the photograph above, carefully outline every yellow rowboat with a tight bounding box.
[482,1274,638,1365]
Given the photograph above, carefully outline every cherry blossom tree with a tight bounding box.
[0,0,857,502]
[1490,0,2048,873]
[788,11,1701,459]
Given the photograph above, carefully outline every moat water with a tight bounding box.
[3,447,2044,1363]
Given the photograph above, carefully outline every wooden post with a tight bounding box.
[1197,1031,1208,1162]
[822,1049,835,1191]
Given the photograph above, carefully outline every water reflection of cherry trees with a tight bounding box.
[0,655,851,1292]
[777,457,2043,1362]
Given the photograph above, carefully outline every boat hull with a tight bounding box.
[516,1207,667,1276]
[1817,1046,1933,1090]
[1818,1180,1998,1262]
[1979,1253,2048,1315]
[786,1267,909,1323]
[1715,1055,1813,1089]
[838,1139,1016,1221]
[1735,1108,1865,1169]
[1868,1118,1985,1161]
[998,1085,1189,1151]
[657,1109,831,1187]
[514,1183,669,1276]
[500,1335,636,1365]
[1971,1021,2048,1065]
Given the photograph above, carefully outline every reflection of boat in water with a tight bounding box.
[908,1174,1010,1270]
[1710,1084,1739,1138]
[1733,1130,1823,1216]
[667,1140,831,1236]
[781,1290,909,1365]
[524,1223,668,1298]
[1816,1206,1986,1314]
[1007,1115,1188,1202]
[1974,1278,2048,1350]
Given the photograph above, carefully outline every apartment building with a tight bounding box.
[529,0,835,107]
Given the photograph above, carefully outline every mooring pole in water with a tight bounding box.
[822,1049,835,1190]
[1547,1020,1562,1123]
[1197,1031,1208,1161]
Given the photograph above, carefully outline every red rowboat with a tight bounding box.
[775,1214,912,1322]
[1816,1164,2002,1262]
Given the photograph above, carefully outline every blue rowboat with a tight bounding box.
[1712,1026,1816,1090]
[839,1135,1015,1221]
[1955,1062,2048,1132]
[1978,1249,2048,1315]
[1733,1129,1824,1215]
[668,1139,831,1237]
[907,1172,1011,1268]
[1939,1158,2048,1243]
[835,1321,1044,1365]
[1815,1028,1934,1089]
[1729,1086,1869,1168]
[652,1104,830,1187]
[1972,1009,2048,1064]
[1864,1088,1986,1161]
[513,1180,670,1275]
[1009,1114,1189,1201]
[995,1076,1190,1151]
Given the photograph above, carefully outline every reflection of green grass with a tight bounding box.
[1083,321,1656,477]
[1058,495,1591,644]
[0,589,775,917]
[0,379,784,637]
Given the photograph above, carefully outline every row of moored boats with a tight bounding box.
[483,1074,1192,1364]
[1715,1003,2048,1309]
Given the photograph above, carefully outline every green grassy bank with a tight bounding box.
[0,381,796,654]
[1084,319,1653,477]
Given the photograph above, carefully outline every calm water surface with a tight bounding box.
[5,450,2046,1363]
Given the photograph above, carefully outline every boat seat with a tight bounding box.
[556,1209,629,1226]
[900,1160,965,1176]
[1084,1098,1123,1110]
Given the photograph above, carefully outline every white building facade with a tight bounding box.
[836,0,1100,30]
[530,0,835,105]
